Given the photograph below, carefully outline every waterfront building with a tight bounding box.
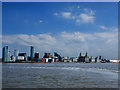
[2,46,9,62]
[54,52,62,62]
[10,55,15,61]
[98,56,102,62]
[17,53,27,61]
[90,56,95,63]
[53,56,58,62]
[43,53,53,63]
[99,56,102,59]
[34,52,39,59]
[77,52,89,63]
[109,60,120,63]
[70,57,77,62]
[14,49,19,61]
[63,57,69,62]
[34,52,39,62]
[27,56,31,61]
[85,52,89,62]
[30,46,34,60]
[95,57,101,63]
[8,51,11,61]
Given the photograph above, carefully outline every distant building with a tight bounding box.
[70,57,77,62]
[34,52,39,59]
[98,56,102,62]
[27,56,31,61]
[10,55,15,61]
[95,56,101,63]
[77,52,89,63]
[30,46,34,60]
[14,49,19,61]
[99,56,102,59]
[54,52,62,62]
[2,46,9,62]
[17,53,27,61]
[34,52,39,62]
[89,56,95,63]
[109,60,120,63]
[63,57,69,62]
[53,56,58,62]
[43,53,53,63]
[8,51,11,62]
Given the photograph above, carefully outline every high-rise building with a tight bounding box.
[14,49,19,60]
[2,46,9,62]
[30,46,34,60]
[8,51,11,61]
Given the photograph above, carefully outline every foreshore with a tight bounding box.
[2,61,118,63]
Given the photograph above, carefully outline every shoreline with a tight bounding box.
[1,62,118,63]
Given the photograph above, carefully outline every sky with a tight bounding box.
[2,2,118,59]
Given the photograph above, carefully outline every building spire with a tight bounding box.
[85,52,88,57]
[80,52,82,57]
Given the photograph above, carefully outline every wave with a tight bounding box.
[24,66,119,73]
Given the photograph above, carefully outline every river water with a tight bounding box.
[2,63,119,88]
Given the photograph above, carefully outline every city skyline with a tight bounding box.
[2,2,118,59]
[2,45,110,63]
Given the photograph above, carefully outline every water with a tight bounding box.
[2,63,119,88]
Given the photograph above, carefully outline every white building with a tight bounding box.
[17,56,25,60]
[70,57,77,62]
[110,60,120,63]
[91,58,95,63]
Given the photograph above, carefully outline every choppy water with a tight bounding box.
[2,63,119,88]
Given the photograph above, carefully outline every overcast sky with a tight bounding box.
[2,2,118,59]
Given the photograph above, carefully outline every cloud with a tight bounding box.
[77,5,80,9]
[53,12,59,16]
[61,12,72,19]
[76,19,81,23]
[80,13,95,23]
[2,28,118,59]
[75,19,81,25]
[99,25,107,30]
[39,20,43,23]
[84,8,95,15]
[54,8,95,25]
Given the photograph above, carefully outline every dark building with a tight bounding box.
[34,52,39,62]
[77,52,89,63]
[99,56,102,59]
[27,56,31,61]
[30,46,34,60]
[35,52,39,59]
[2,46,9,62]
[54,52,62,62]
[11,55,15,61]
[95,57,98,62]
[43,53,52,58]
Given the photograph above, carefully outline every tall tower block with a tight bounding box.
[30,46,34,60]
